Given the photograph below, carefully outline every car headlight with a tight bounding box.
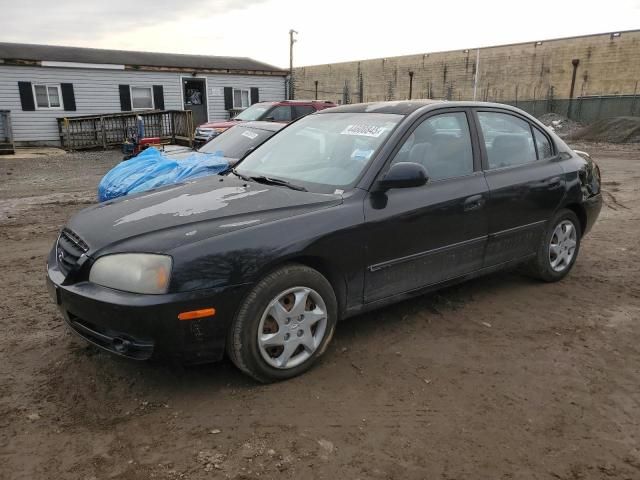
[89,253,172,294]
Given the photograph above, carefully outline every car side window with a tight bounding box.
[390,112,474,181]
[293,105,316,119]
[533,127,553,159]
[268,106,293,122]
[477,112,537,169]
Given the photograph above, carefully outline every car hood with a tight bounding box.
[67,176,342,255]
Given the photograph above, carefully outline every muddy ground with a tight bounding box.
[0,143,639,480]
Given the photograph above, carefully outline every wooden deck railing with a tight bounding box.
[228,108,245,119]
[57,110,194,150]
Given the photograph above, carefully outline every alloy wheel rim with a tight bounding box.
[549,219,577,272]
[257,286,328,369]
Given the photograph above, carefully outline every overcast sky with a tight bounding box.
[1,0,639,68]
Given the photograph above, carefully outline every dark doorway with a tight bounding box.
[183,78,208,127]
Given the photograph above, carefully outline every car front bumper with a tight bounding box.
[47,262,248,364]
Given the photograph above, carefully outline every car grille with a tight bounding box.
[56,228,89,276]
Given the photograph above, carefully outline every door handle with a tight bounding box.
[548,176,562,187]
[464,194,485,212]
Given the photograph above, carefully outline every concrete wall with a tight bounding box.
[294,30,640,105]
[0,65,285,145]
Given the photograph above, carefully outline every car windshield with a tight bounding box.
[236,112,403,192]
[234,103,273,121]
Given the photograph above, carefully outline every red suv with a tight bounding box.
[194,100,335,147]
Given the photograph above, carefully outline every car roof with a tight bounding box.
[240,121,286,132]
[279,99,334,104]
[316,100,532,116]
[318,100,444,115]
[254,99,334,106]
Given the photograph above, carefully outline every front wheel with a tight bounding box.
[527,209,582,282]
[227,264,337,383]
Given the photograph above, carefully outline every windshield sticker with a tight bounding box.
[351,148,374,162]
[241,130,259,140]
[341,124,387,138]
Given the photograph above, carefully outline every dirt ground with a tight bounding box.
[1,143,639,480]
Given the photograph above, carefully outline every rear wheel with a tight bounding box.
[227,264,337,383]
[527,209,581,282]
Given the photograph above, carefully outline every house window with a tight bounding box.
[130,86,154,110]
[33,84,62,109]
[233,88,250,109]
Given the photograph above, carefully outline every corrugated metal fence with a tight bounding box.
[503,95,640,123]
[57,110,194,150]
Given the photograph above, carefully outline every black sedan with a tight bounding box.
[47,101,602,382]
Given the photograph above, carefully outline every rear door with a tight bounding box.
[363,109,489,303]
[474,109,565,266]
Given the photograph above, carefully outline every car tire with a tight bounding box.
[527,209,582,282]
[227,264,337,383]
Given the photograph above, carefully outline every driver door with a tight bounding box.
[363,110,489,303]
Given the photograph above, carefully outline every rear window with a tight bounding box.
[234,103,272,121]
[199,126,275,159]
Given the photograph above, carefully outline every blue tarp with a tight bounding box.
[97,147,229,202]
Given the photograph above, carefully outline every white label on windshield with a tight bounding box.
[351,148,374,162]
[241,130,258,140]
[341,124,386,138]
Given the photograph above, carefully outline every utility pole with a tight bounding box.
[289,29,298,100]
[473,48,480,101]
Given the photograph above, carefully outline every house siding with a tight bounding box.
[200,74,286,122]
[0,65,286,145]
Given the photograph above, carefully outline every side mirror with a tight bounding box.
[374,162,428,192]
[264,116,275,122]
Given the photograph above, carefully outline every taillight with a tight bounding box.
[590,159,601,195]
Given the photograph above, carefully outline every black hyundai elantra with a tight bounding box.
[47,100,602,382]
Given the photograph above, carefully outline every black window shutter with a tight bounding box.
[60,83,76,111]
[250,87,259,105]
[18,82,35,111]
[224,87,233,110]
[119,85,132,111]
[152,85,164,110]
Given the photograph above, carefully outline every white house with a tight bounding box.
[0,42,288,147]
